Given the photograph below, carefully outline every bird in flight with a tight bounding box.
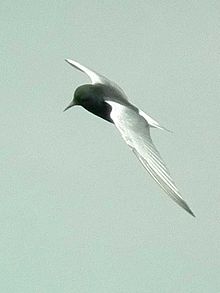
[64,58,195,217]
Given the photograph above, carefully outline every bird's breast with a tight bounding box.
[83,101,113,123]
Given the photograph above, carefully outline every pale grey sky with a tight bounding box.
[1,1,220,292]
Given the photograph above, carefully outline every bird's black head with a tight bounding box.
[74,84,96,107]
[64,84,113,123]
[64,84,104,111]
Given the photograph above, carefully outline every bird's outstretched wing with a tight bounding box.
[65,58,128,99]
[65,58,107,84]
[106,101,195,217]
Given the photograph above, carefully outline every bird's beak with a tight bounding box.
[63,100,75,112]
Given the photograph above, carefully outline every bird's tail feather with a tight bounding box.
[139,110,172,132]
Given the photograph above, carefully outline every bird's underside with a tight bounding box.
[65,58,195,217]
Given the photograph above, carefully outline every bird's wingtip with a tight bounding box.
[65,58,80,69]
[188,209,196,217]
[184,203,196,217]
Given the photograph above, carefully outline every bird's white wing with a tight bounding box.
[65,58,170,130]
[65,58,107,84]
[106,101,195,217]
[65,58,128,99]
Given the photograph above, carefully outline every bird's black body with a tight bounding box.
[74,84,113,123]
[73,83,132,124]
[83,100,113,123]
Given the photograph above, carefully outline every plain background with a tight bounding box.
[1,1,220,292]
